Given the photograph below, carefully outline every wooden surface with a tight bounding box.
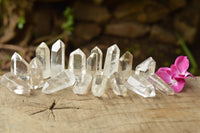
[0,77,200,133]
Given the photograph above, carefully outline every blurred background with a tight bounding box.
[0,0,199,75]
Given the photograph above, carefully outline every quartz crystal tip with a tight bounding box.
[51,39,65,77]
[11,52,29,80]
[135,57,156,76]
[91,46,103,71]
[103,44,120,77]
[36,42,50,79]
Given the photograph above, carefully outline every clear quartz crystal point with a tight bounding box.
[92,71,108,97]
[36,42,51,79]
[103,44,120,78]
[91,46,103,71]
[68,48,86,75]
[1,72,31,95]
[29,57,44,89]
[73,73,92,95]
[42,69,75,94]
[110,72,127,96]
[87,53,98,74]
[51,40,65,77]
[119,51,133,79]
[135,57,156,75]
[148,74,174,95]
[11,52,29,80]
[125,74,155,98]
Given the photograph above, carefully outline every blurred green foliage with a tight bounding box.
[62,7,74,35]
[17,16,26,30]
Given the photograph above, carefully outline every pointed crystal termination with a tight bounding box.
[91,46,103,71]
[68,48,86,75]
[110,72,127,96]
[11,52,29,80]
[148,74,174,95]
[92,72,108,97]
[73,73,92,95]
[36,42,51,79]
[125,74,155,98]
[119,51,133,80]
[29,57,44,89]
[135,57,156,76]
[87,53,98,74]
[42,70,75,94]
[103,44,120,78]
[1,72,31,95]
[51,40,65,77]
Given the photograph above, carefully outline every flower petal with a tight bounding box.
[170,65,178,75]
[171,78,185,93]
[174,56,189,73]
[156,68,171,84]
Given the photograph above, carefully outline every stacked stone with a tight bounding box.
[1,40,174,97]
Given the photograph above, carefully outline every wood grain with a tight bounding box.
[0,77,200,133]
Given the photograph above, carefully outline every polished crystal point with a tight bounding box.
[110,72,127,96]
[29,57,44,89]
[51,40,65,77]
[92,72,107,97]
[36,42,50,79]
[135,57,156,75]
[68,48,86,75]
[103,44,120,77]
[119,51,133,79]
[148,74,174,95]
[11,52,29,80]
[91,46,103,71]
[1,72,31,95]
[126,74,155,98]
[42,69,75,94]
[73,73,92,95]
[87,53,98,73]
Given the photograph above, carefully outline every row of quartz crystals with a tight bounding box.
[1,40,175,97]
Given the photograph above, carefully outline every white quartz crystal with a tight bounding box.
[110,72,127,96]
[87,53,98,73]
[73,73,92,95]
[1,72,31,95]
[10,52,29,80]
[51,40,65,77]
[68,48,86,75]
[135,57,156,75]
[91,46,103,71]
[148,74,174,95]
[103,44,120,78]
[92,72,108,97]
[36,42,51,79]
[126,74,155,98]
[119,51,133,80]
[42,69,75,94]
[29,57,44,89]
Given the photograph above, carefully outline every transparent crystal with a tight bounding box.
[87,53,97,74]
[29,57,44,89]
[103,44,120,77]
[51,40,65,77]
[125,74,155,97]
[110,72,127,96]
[148,74,174,95]
[11,52,29,80]
[36,42,50,79]
[91,46,103,71]
[42,69,75,94]
[119,51,133,79]
[1,72,31,95]
[92,72,107,97]
[68,48,86,75]
[135,57,156,75]
[73,73,92,95]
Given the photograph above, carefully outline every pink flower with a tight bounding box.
[156,56,195,93]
